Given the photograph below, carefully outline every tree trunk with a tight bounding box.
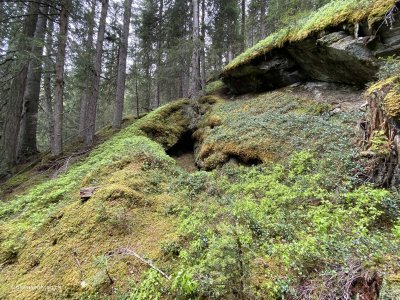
[135,64,140,117]
[52,0,69,156]
[79,0,96,139]
[241,0,246,51]
[200,0,206,92]
[84,0,109,145]
[113,0,133,130]
[18,4,49,160]
[0,2,39,175]
[44,6,55,147]
[155,0,164,108]
[260,2,267,40]
[189,0,200,99]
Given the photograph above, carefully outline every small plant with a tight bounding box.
[370,130,390,156]
[377,56,400,81]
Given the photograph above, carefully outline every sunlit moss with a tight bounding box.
[368,76,400,119]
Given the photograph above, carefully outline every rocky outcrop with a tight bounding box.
[287,31,379,85]
[222,17,400,95]
[222,52,307,94]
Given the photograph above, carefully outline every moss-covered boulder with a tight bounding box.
[222,0,400,95]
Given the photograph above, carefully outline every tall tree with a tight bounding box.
[43,5,56,148]
[200,0,206,91]
[241,0,246,51]
[18,3,49,160]
[52,0,70,156]
[113,0,133,130]
[79,0,97,139]
[259,0,267,39]
[0,2,39,174]
[189,0,200,99]
[155,0,164,108]
[84,0,109,145]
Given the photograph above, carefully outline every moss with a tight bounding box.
[93,184,143,205]
[383,85,400,118]
[223,0,395,74]
[205,80,226,95]
[205,115,222,128]
[196,90,357,170]
[137,99,191,149]
[371,130,391,156]
[203,152,229,170]
[368,76,400,119]
[0,100,191,299]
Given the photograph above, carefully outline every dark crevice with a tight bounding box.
[228,155,263,167]
[167,131,199,172]
[167,131,195,157]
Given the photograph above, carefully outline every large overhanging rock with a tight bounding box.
[288,31,379,85]
[222,53,307,95]
[222,19,400,95]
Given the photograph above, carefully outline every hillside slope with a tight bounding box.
[1,1,400,299]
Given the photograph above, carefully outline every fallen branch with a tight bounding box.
[117,248,171,280]
[72,250,84,281]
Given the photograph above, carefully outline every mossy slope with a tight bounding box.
[0,90,399,299]
[196,90,354,172]
[0,100,190,299]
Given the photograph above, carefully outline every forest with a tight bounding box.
[1,0,400,299]
[0,0,333,175]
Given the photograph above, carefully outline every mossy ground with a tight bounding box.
[223,0,395,74]
[195,89,357,174]
[0,90,399,299]
[0,100,190,299]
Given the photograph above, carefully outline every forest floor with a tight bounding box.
[0,83,399,299]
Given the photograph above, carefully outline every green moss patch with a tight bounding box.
[196,91,357,175]
[0,100,193,299]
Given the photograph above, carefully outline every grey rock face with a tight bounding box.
[288,32,379,85]
[222,19,400,95]
[222,53,307,94]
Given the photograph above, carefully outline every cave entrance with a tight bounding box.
[167,131,198,172]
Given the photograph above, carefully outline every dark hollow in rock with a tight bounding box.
[167,131,195,157]
[227,155,263,167]
[167,131,199,173]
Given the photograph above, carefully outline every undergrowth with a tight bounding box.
[1,91,400,299]
[129,151,400,299]
[196,91,359,178]
[0,100,190,299]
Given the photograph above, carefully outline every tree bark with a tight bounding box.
[0,2,39,175]
[112,0,133,130]
[52,0,69,156]
[43,6,55,148]
[200,0,206,92]
[260,1,267,40]
[79,0,96,139]
[241,0,246,51]
[155,0,164,109]
[18,4,49,160]
[84,0,109,145]
[189,0,200,99]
